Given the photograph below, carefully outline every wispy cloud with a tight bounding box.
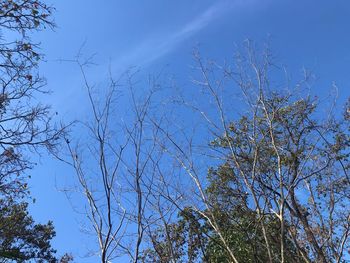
[112,0,247,69]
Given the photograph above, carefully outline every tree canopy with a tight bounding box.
[0,1,68,262]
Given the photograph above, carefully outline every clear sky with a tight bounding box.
[28,0,350,262]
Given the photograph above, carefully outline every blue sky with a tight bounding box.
[27,0,350,261]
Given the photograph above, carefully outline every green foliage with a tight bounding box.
[142,164,302,262]
[0,199,57,262]
[202,165,301,263]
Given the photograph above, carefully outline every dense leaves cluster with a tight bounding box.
[0,199,57,262]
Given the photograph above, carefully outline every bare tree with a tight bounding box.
[61,60,164,263]
[0,0,65,198]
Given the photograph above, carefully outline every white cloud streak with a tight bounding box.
[112,0,244,69]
